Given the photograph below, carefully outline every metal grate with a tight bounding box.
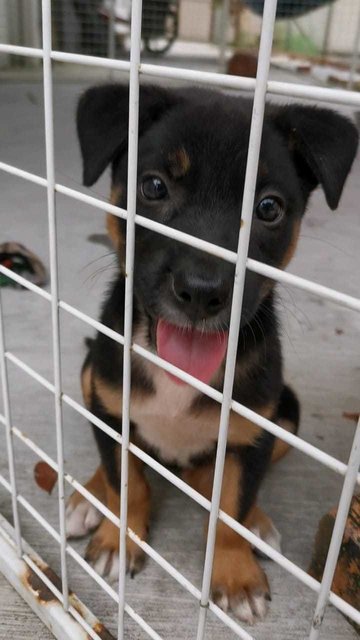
[0,0,360,639]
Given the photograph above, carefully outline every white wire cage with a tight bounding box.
[0,0,360,639]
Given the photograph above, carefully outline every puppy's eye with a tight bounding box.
[256,196,284,225]
[141,176,168,201]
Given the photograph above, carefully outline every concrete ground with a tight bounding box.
[0,54,359,640]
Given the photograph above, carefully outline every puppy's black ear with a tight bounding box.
[77,84,177,186]
[272,105,358,209]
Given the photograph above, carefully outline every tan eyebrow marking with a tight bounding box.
[168,147,191,178]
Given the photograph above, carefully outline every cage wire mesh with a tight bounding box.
[0,0,360,639]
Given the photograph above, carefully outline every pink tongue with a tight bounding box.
[156,319,228,385]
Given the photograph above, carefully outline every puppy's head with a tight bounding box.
[77,84,358,383]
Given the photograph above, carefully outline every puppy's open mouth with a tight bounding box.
[156,318,228,385]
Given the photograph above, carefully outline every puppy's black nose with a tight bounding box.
[172,272,229,317]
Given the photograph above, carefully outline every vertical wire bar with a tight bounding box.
[347,6,360,90]
[107,0,116,81]
[196,1,278,638]
[117,0,143,636]
[41,0,69,610]
[308,417,360,640]
[0,290,22,554]
[321,3,334,59]
[217,0,231,73]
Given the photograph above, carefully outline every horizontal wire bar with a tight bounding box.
[0,265,52,301]
[247,259,360,313]
[0,161,48,187]
[1,160,359,314]
[18,492,61,542]
[6,351,55,392]
[124,604,163,640]
[67,606,104,640]
[56,183,237,264]
[231,399,354,480]
[62,393,122,444]
[1,411,360,628]
[66,544,119,603]
[2,44,360,108]
[0,44,43,59]
[58,301,125,347]
[140,62,360,107]
[0,473,11,492]
[52,49,131,72]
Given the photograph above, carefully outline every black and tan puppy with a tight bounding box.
[66,84,358,623]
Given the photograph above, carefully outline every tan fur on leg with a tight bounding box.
[183,455,270,624]
[85,450,150,580]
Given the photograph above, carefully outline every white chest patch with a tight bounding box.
[130,366,219,466]
[130,329,219,466]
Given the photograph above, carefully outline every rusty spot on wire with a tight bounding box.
[88,623,116,639]
[343,411,360,423]
[24,564,62,603]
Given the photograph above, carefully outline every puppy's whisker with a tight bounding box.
[276,293,311,332]
[81,251,116,273]
[83,261,117,287]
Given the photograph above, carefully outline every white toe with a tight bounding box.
[264,524,282,554]
[251,521,282,558]
[214,592,229,612]
[251,593,268,620]
[66,500,102,538]
[84,505,103,531]
[108,554,120,583]
[232,597,254,625]
[93,551,110,576]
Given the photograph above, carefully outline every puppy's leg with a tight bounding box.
[85,447,150,581]
[271,384,300,463]
[66,359,107,537]
[183,452,271,625]
[66,465,106,538]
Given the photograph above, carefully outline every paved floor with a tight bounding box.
[0,63,359,640]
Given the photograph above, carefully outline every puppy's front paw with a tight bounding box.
[212,546,270,625]
[85,519,146,582]
[66,493,103,538]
